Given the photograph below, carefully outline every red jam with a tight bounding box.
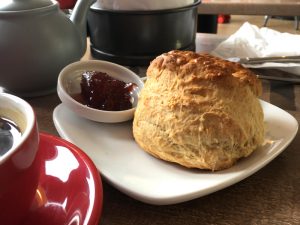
[76,71,135,111]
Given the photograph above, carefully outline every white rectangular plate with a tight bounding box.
[53,100,298,205]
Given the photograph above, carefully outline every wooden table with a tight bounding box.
[198,0,300,16]
[197,0,300,33]
[27,33,300,225]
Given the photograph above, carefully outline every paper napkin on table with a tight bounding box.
[212,22,300,75]
[95,0,194,10]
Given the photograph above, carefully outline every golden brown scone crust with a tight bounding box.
[133,50,264,171]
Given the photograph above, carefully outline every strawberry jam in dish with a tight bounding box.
[79,71,136,111]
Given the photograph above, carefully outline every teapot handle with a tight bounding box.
[70,0,96,56]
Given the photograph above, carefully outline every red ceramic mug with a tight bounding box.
[57,0,77,9]
[0,93,40,225]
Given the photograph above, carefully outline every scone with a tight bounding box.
[133,50,264,171]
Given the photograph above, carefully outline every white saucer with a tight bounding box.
[53,100,298,205]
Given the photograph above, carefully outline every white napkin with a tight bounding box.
[95,0,194,10]
[212,22,300,75]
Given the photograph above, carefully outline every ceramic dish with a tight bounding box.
[57,60,144,123]
[53,100,298,205]
[21,133,103,225]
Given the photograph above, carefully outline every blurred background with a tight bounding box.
[218,15,300,36]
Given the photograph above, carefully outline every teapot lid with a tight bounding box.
[0,0,55,11]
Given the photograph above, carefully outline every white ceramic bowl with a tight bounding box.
[57,60,144,123]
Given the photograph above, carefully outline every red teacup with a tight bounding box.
[57,0,77,9]
[0,93,40,225]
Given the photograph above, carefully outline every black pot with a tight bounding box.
[87,0,201,66]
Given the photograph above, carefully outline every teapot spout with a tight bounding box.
[70,0,96,56]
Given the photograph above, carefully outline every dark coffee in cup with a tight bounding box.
[0,117,22,156]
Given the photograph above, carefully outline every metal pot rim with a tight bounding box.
[90,0,201,15]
